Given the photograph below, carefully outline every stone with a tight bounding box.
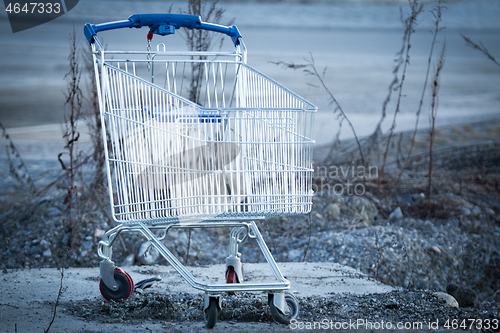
[389,207,403,220]
[61,234,69,246]
[348,196,378,220]
[42,249,52,257]
[416,280,428,290]
[446,284,478,308]
[39,239,50,249]
[288,249,303,261]
[400,193,412,204]
[94,228,106,238]
[433,292,459,308]
[430,245,442,254]
[81,240,93,252]
[47,207,62,217]
[30,245,43,255]
[459,207,471,216]
[346,241,358,249]
[139,241,160,265]
[411,193,425,202]
[471,206,482,217]
[485,208,496,217]
[323,203,341,220]
[121,253,135,267]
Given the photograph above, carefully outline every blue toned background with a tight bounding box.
[0,0,499,144]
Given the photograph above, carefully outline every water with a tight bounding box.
[224,0,500,31]
[63,0,500,31]
[0,0,499,144]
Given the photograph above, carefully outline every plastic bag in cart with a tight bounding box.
[124,106,250,220]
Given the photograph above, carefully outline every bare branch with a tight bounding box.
[271,55,366,167]
[377,0,423,194]
[44,268,67,333]
[394,0,446,188]
[460,32,500,67]
[427,41,446,204]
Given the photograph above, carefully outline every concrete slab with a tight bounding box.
[0,262,393,332]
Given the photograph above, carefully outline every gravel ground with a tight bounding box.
[2,174,499,300]
[1,121,500,330]
[63,290,500,331]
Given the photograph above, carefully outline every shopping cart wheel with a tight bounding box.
[99,267,134,302]
[225,264,244,295]
[226,266,237,296]
[268,292,299,325]
[226,266,236,283]
[204,297,219,329]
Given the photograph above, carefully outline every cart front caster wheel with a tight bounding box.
[99,267,134,302]
[268,292,299,325]
[204,297,219,329]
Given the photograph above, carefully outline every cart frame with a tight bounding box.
[85,13,316,327]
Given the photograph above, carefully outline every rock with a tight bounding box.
[47,207,62,217]
[61,234,69,246]
[288,249,302,261]
[312,195,322,204]
[446,284,478,308]
[346,240,358,250]
[30,245,43,255]
[81,240,93,252]
[389,207,403,220]
[411,193,425,202]
[121,253,135,267]
[348,196,378,220]
[42,249,52,257]
[323,203,341,220]
[416,280,428,290]
[471,206,482,217]
[364,191,374,200]
[39,239,50,249]
[491,290,500,302]
[459,207,471,216]
[139,241,160,265]
[485,208,496,217]
[433,292,459,308]
[94,228,106,238]
[431,245,441,254]
[400,193,412,204]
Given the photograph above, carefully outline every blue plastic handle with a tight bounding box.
[84,13,242,46]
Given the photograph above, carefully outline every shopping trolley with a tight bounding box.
[84,13,316,328]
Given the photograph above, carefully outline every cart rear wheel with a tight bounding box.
[226,265,244,295]
[226,266,236,283]
[268,292,299,324]
[204,297,219,329]
[99,267,134,302]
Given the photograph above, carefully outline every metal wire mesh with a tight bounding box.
[97,52,315,224]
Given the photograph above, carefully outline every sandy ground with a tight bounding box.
[0,262,394,333]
